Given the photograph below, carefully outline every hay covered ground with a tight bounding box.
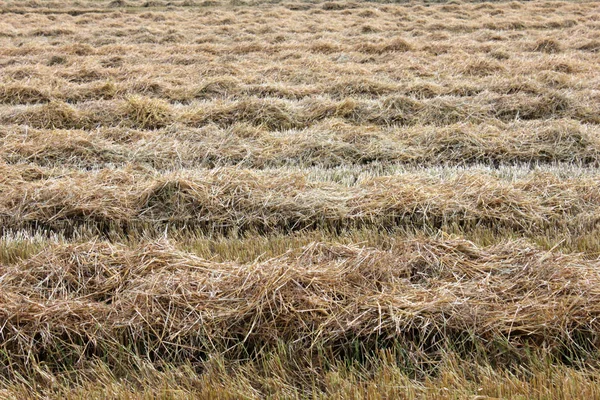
[1,0,600,397]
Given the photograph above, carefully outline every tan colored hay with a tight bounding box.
[1,237,599,373]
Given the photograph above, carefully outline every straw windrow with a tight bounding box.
[2,238,599,368]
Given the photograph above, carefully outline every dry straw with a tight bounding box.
[2,237,599,372]
[1,0,600,396]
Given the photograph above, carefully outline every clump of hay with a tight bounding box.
[358,38,412,54]
[66,81,120,102]
[60,43,96,56]
[404,82,445,99]
[108,0,128,7]
[30,28,75,37]
[11,101,84,129]
[360,24,380,34]
[121,95,173,130]
[532,38,562,54]
[3,129,127,168]
[47,55,68,66]
[191,77,240,99]
[494,92,573,121]
[309,41,342,54]
[357,9,379,18]
[0,84,51,105]
[321,2,357,10]
[578,40,600,53]
[143,0,164,6]
[489,50,510,60]
[229,122,266,139]
[461,59,504,76]
[329,78,397,97]
[375,95,425,124]
[100,56,124,68]
[183,98,300,131]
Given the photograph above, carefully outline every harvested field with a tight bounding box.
[1,0,600,398]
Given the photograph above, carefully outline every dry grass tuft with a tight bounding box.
[191,77,240,99]
[358,37,412,54]
[11,101,84,129]
[532,38,562,53]
[0,84,51,105]
[120,95,173,129]
[184,98,300,130]
[108,0,128,6]
[321,2,358,11]
[31,28,75,37]
[46,55,68,66]
[494,91,573,121]
[461,59,504,76]
[578,40,600,52]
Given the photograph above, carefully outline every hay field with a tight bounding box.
[1,0,600,397]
